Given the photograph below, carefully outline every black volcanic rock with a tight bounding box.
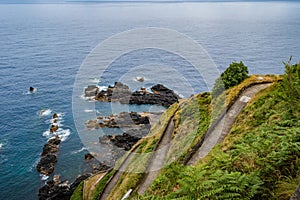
[86,112,150,129]
[84,153,94,161]
[38,174,92,200]
[29,86,35,93]
[37,137,61,176]
[36,154,58,175]
[95,82,131,102]
[89,82,179,107]
[129,84,179,106]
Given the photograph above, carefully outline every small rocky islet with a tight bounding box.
[84,82,180,107]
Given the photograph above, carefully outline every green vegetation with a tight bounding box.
[70,181,84,200]
[165,92,211,164]
[93,170,115,200]
[212,61,249,98]
[132,61,300,199]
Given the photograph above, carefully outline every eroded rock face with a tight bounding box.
[85,82,179,107]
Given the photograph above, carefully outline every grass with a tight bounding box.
[165,92,212,164]
[134,73,298,199]
[212,74,282,120]
[92,170,115,200]
[70,181,84,200]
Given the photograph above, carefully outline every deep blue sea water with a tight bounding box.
[0,2,300,199]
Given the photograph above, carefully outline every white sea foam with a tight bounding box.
[39,109,52,117]
[58,129,71,142]
[41,175,49,181]
[80,94,95,101]
[84,109,95,113]
[42,112,70,142]
[0,143,3,149]
[90,78,99,83]
[71,147,88,154]
[44,128,71,142]
[97,85,108,91]
[44,112,64,125]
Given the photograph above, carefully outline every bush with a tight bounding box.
[282,59,300,118]
[212,61,249,97]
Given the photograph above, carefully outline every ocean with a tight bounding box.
[0,1,299,199]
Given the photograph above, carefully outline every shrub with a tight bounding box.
[212,61,249,97]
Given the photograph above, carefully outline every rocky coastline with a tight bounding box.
[38,83,174,199]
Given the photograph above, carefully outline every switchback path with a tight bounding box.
[98,147,139,200]
[187,83,272,165]
[137,117,174,194]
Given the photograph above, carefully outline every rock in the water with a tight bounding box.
[129,84,179,106]
[50,124,59,133]
[84,85,99,97]
[95,82,132,102]
[91,82,179,107]
[36,154,58,175]
[136,77,144,82]
[84,153,95,161]
[52,113,58,119]
[29,86,35,93]
[38,174,91,200]
[86,112,150,129]
[37,136,61,176]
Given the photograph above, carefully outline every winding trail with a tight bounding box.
[187,83,272,165]
[98,147,138,200]
[137,117,174,194]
